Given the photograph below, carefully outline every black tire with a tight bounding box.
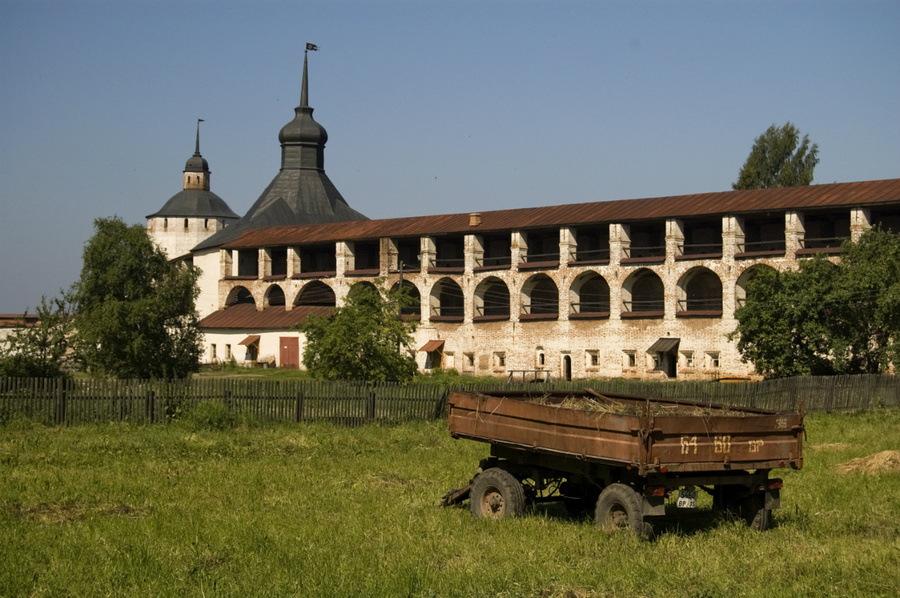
[470,468,526,520]
[594,483,651,537]
[715,487,771,531]
[738,494,771,531]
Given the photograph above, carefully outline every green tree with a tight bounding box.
[733,122,820,190]
[827,227,900,373]
[72,217,202,378]
[0,293,73,378]
[731,228,900,378]
[299,281,418,382]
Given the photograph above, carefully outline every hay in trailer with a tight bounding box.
[525,392,742,417]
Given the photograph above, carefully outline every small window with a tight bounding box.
[682,351,694,368]
[210,344,217,361]
[163,218,168,230]
[586,350,599,368]
[707,351,720,369]
[493,351,506,369]
[464,352,475,369]
[184,218,189,229]
[204,218,209,229]
[225,344,232,359]
[624,350,636,368]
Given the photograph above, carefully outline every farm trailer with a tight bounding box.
[442,389,804,535]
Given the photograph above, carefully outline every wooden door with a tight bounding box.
[279,337,300,369]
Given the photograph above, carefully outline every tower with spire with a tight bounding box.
[193,48,367,253]
[147,120,239,262]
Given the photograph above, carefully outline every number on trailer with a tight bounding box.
[714,435,732,454]
[749,439,765,453]
[681,436,698,455]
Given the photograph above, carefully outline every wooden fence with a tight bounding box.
[1,374,897,426]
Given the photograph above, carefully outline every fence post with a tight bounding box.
[824,377,835,413]
[367,386,376,422]
[55,378,67,425]
[296,389,305,423]
[146,390,156,424]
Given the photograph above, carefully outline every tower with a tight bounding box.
[147,120,239,261]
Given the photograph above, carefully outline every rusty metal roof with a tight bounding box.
[419,340,445,352]
[218,178,900,250]
[199,304,332,330]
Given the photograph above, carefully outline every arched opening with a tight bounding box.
[677,268,723,315]
[293,281,336,307]
[265,285,286,307]
[474,277,510,320]
[569,272,610,318]
[622,269,664,316]
[391,280,421,318]
[225,286,255,307]
[521,274,558,319]
[430,277,464,320]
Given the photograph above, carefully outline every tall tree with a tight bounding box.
[0,293,73,378]
[72,217,202,378]
[300,281,418,382]
[733,122,820,190]
[731,228,900,378]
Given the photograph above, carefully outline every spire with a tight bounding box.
[183,119,210,190]
[194,118,204,155]
[279,44,327,170]
[300,50,309,107]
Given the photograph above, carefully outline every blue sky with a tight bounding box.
[1,0,898,313]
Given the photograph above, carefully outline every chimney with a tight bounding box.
[469,212,482,227]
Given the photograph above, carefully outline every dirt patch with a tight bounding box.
[835,450,900,475]
[11,502,149,524]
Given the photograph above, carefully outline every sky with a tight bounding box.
[1,0,898,313]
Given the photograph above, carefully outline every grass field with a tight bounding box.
[1,408,899,598]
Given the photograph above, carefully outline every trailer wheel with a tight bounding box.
[470,468,525,520]
[594,483,651,537]
[715,488,771,531]
[739,494,771,531]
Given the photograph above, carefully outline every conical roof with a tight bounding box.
[147,121,239,220]
[194,50,367,251]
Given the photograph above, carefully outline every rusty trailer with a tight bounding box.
[443,389,804,535]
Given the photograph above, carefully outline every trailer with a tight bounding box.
[442,389,804,535]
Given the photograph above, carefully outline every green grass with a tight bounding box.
[1,410,899,597]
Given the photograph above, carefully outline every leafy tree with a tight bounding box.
[299,281,418,382]
[827,227,900,372]
[72,217,202,378]
[733,122,819,190]
[731,227,900,377]
[0,293,73,378]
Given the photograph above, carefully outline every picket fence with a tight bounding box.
[1,374,898,426]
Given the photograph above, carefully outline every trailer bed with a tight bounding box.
[448,389,804,475]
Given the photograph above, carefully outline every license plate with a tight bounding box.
[677,489,698,509]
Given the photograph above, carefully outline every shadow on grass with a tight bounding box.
[526,500,775,539]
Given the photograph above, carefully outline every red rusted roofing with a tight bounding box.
[199,304,332,330]
[238,335,260,346]
[219,179,900,249]
[419,339,445,352]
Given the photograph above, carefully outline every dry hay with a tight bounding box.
[809,442,850,451]
[835,450,900,475]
